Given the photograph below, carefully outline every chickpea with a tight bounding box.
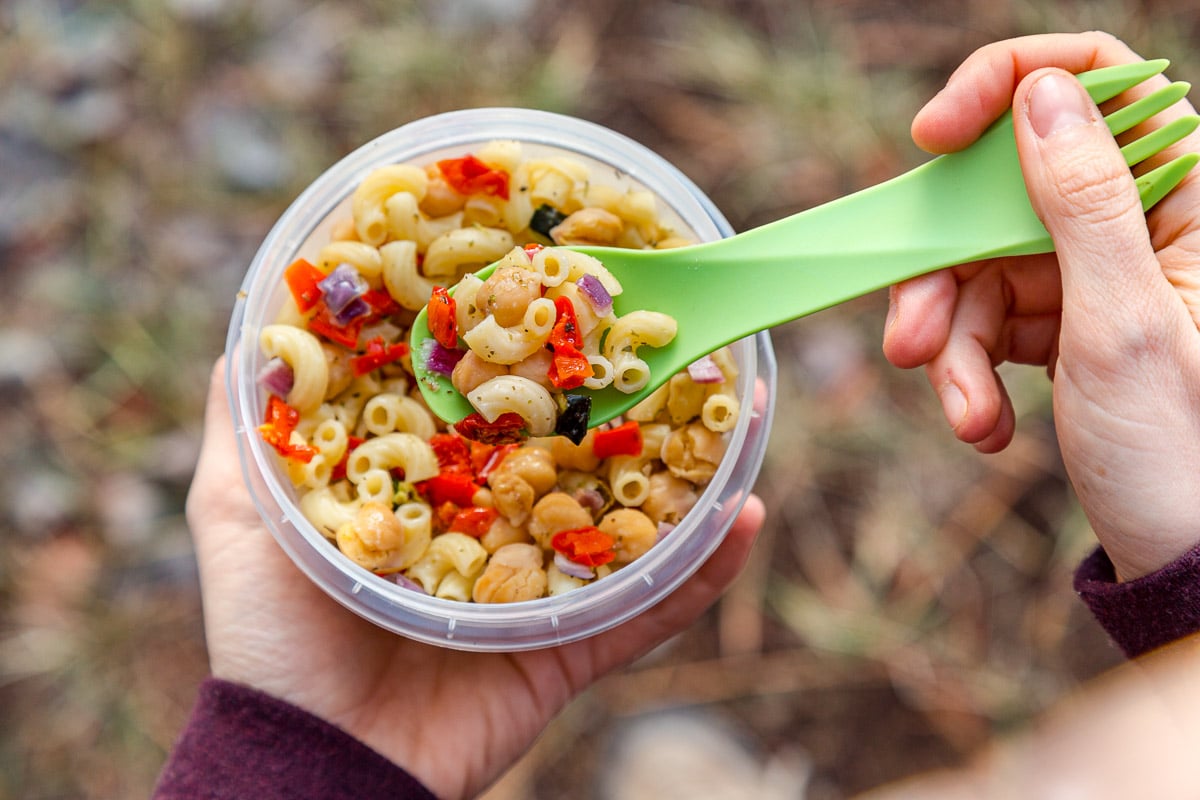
[489,471,535,526]
[546,429,601,473]
[472,543,548,603]
[550,207,624,246]
[599,508,658,564]
[640,472,699,525]
[528,492,594,549]
[480,517,532,553]
[335,501,404,570]
[451,350,508,396]
[420,164,467,217]
[353,502,402,549]
[508,348,555,391]
[489,447,557,495]
[479,266,542,328]
[660,422,725,484]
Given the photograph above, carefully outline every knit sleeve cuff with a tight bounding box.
[1074,542,1200,658]
[154,678,438,800]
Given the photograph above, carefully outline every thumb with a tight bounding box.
[187,357,282,570]
[1011,70,1200,579]
[1012,69,1163,324]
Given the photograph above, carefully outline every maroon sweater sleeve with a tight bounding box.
[154,678,438,800]
[1074,541,1200,658]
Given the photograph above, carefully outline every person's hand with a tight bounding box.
[882,31,1200,581]
[186,358,763,800]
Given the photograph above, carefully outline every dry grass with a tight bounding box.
[3,1,1199,797]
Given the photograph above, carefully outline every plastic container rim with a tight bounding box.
[224,107,777,651]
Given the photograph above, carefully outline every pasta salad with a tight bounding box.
[427,243,679,446]
[255,140,743,603]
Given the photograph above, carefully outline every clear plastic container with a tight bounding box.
[226,108,777,651]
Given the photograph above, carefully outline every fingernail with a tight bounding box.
[885,287,899,331]
[1028,72,1095,139]
[939,383,967,429]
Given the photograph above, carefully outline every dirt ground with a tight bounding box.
[4,1,1199,797]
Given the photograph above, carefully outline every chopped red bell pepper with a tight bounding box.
[549,296,583,348]
[546,296,592,389]
[259,395,318,463]
[523,242,545,259]
[473,441,517,480]
[427,286,458,350]
[448,506,499,538]
[350,336,409,376]
[437,155,510,200]
[362,287,402,317]
[453,412,528,445]
[592,420,643,459]
[307,301,366,349]
[548,341,592,389]
[551,526,616,567]
[429,433,473,475]
[417,471,479,507]
[284,258,326,313]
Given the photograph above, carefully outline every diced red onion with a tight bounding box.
[332,295,370,325]
[576,273,613,316]
[554,552,595,580]
[388,573,427,593]
[687,354,724,384]
[256,357,294,398]
[596,415,624,432]
[421,338,465,376]
[573,488,605,514]
[656,521,676,542]
[319,263,369,315]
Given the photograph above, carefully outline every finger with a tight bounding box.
[186,356,286,578]
[920,297,1055,451]
[885,252,1064,370]
[966,255,1064,368]
[1013,69,1200,578]
[912,31,1140,154]
[971,376,1016,454]
[883,270,958,369]
[186,356,248,533]
[1013,70,1173,345]
[922,268,1010,445]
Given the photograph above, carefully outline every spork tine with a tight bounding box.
[412,59,1200,428]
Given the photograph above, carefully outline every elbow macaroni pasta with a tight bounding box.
[256,142,745,602]
[260,324,328,413]
[461,298,557,365]
[352,164,428,246]
[422,226,515,278]
[445,245,675,431]
[300,486,360,538]
[380,240,434,311]
[344,432,439,485]
[317,240,383,279]
[467,376,557,438]
[361,393,437,440]
[407,532,488,596]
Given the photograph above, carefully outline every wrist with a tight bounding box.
[1075,540,1200,657]
[1091,527,1200,583]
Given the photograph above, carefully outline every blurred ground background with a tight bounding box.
[3,1,1199,798]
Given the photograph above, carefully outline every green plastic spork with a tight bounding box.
[412,59,1200,429]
